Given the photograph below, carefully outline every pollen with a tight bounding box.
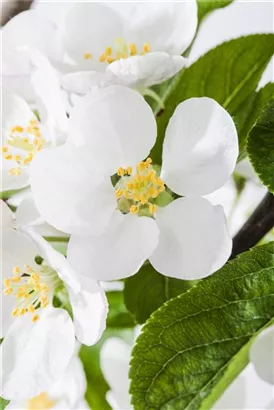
[115,158,165,216]
[143,43,151,54]
[96,40,151,63]
[84,52,93,60]
[129,43,137,56]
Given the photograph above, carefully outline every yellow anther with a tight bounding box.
[143,43,151,54]
[8,168,21,176]
[105,47,112,56]
[12,308,19,317]
[23,137,29,143]
[24,264,31,271]
[126,166,132,175]
[11,125,24,133]
[149,203,157,214]
[116,189,124,198]
[129,43,137,56]
[19,308,26,316]
[117,167,125,177]
[30,119,38,126]
[41,299,49,308]
[130,205,139,214]
[4,287,13,295]
[3,278,11,287]
[13,266,20,274]
[4,154,12,160]
[1,146,8,153]
[12,276,21,283]
[31,272,40,282]
[99,53,106,62]
[145,157,152,166]
[32,314,40,322]
[84,52,93,60]
[106,57,115,64]
[28,305,35,313]
[40,284,49,292]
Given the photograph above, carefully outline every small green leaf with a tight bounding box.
[247,98,274,192]
[107,291,135,328]
[124,263,196,324]
[130,242,274,410]
[0,398,9,410]
[151,34,274,164]
[197,0,233,23]
[235,82,274,160]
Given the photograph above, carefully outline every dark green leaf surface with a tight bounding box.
[0,398,9,410]
[130,243,274,410]
[124,263,196,324]
[151,34,274,164]
[247,99,274,192]
[107,291,135,328]
[235,83,274,160]
[197,0,234,23]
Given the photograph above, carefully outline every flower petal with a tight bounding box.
[162,97,238,196]
[0,307,75,400]
[30,143,116,235]
[1,201,14,228]
[123,2,197,55]
[68,275,108,346]
[107,52,187,89]
[68,86,157,174]
[2,91,34,133]
[61,71,109,95]
[2,10,58,75]
[150,197,232,279]
[250,326,274,385]
[67,211,159,280]
[61,2,124,70]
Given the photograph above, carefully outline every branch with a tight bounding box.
[1,0,33,26]
[230,192,274,259]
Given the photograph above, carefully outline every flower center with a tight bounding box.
[115,158,165,216]
[3,263,62,322]
[2,118,45,176]
[83,39,150,63]
[27,392,55,410]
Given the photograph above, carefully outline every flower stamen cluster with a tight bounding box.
[115,158,165,216]
[84,39,151,63]
[2,118,44,176]
[3,264,61,322]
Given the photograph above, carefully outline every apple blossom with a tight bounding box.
[5,353,88,410]
[1,207,108,400]
[30,85,238,281]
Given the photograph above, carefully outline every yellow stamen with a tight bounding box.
[4,287,13,295]
[84,52,93,60]
[105,47,112,56]
[99,53,106,62]
[126,166,132,175]
[129,43,137,56]
[143,43,151,54]
[1,146,8,153]
[12,276,21,283]
[13,266,20,274]
[116,189,124,198]
[117,167,125,177]
[32,314,40,322]
[4,154,12,160]
[3,278,11,287]
[28,305,35,313]
[130,205,139,214]
[11,125,24,133]
[149,203,157,214]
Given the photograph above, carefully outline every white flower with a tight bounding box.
[6,353,87,409]
[1,55,68,193]
[250,326,274,385]
[1,202,108,400]
[30,86,238,281]
[101,337,132,410]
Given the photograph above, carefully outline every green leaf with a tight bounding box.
[0,398,9,410]
[151,34,274,164]
[107,291,135,328]
[124,263,196,324]
[235,82,274,160]
[247,98,274,192]
[80,342,112,410]
[130,242,274,410]
[197,0,233,23]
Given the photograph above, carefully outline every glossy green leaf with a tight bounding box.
[124,263,196,324]
[151,34,274,164]
[107,291,135,328]
[197,0,234,23]
[235,82,274,160]
[247,98,274,192]
[0,398,9,410]
[130,242,274,410]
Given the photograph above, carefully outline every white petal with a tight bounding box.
[123,2,197,55]
[2,10,58,75]
[150,197,232,280]
[68,86,157,174]
[162,97,238,196]
[1,201,14,228]
[68,275,108,345]
[0,307,75,400]
[107,52,187,89]
[67,211,159,281]
[15,195,42,228]
[1,72,36,103]
[62,71,110,95]
[2,91,34,133]
[100,338,132,410]
[250,326,274,385]
[61,2,124,70]
[48,355,86,408]
[30,143,117,235]
[30,50,68,143]
[1,158,30,192]
[0,286,15,339]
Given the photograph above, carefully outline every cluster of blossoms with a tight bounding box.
[1,1,272,408]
